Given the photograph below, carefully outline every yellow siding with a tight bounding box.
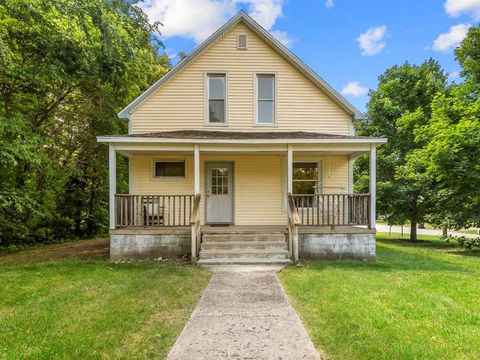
[130,153,348,225]
[131,22,352,134]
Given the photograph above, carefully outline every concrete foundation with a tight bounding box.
[299,231,376,260]
[110,228,190,260]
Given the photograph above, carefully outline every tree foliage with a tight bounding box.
[0,0,169,245]
[355,59,447,240]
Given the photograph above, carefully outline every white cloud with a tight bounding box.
[341,81,369,97]
[445,0,480,19]
[270,29,294,48]
[448,70,461,81]
[357,26,387,56]
[432,24,471,52]
[325,0,334,8]
[139,0,288,44]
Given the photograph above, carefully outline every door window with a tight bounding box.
[211,167,229,195]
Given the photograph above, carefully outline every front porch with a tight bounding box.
[99,130,383,263]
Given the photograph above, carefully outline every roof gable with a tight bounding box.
[118,10,364,120]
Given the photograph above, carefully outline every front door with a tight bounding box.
[206,162,234,224]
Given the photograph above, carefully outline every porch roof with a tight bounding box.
[98,130,386,144]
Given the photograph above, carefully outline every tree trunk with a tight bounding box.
[442,227,448,237]
[410,216,417,241]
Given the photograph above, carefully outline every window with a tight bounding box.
[154,161,185,178]
[237,34,247,49]
[207,73,226,124]
[211,167,229,195]
[293,162,319,195]
[256,74,275,124]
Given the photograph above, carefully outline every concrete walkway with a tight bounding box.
[167,265,321,360]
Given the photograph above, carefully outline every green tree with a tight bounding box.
[355,59,447,241]
[0,0,170,245]
[406,26,480,234]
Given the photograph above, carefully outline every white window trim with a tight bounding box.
[151,159,188,181]
[253,72,278,127]
[292,160,324,195]
[237,34,248,50]
[282,158,324,212]
[204,71,228,127]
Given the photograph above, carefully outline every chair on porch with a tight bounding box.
[141,196,164,226]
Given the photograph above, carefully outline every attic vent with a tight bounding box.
[237,34,247,49]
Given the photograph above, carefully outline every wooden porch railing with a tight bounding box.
[190,193,201,264]
[289,193,371,227]
[115,194,195,228]
[287,193,301,264]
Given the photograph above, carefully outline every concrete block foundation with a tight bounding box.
[299,231,375,260]
[110,228,190,260]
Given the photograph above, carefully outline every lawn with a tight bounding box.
[0,238,211,359]
[279,233,480,360]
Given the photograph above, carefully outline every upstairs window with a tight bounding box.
[207,73,226,124]
[256,74,275,124]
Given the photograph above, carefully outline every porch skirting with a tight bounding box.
[298,227,375,260]
[110,228,190,260]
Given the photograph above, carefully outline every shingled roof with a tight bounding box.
[124,130,375,140]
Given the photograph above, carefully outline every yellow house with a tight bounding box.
[98,11,386,264]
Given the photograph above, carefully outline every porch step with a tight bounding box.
[201,241,288,251]
[198,227,290,265]
[202,233,287,242]
[197,258,291,265]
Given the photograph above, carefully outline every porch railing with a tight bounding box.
[289,193,371,227]
[115,194,195,227]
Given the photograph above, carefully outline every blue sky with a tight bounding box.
[140,0,480,111]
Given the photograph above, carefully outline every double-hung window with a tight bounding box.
[256,74,275,124]
[207,73,226,124]
[293,162,320,195]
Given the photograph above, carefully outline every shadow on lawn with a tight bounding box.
[298,240,468,273]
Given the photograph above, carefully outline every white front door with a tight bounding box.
[206,162,234,224]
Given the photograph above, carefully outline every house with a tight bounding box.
[97,11,386,264]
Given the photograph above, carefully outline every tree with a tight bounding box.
[355,59,447,241]
[0,0,170,245]
[406,27,480,235]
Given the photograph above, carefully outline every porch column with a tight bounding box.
[348,158,354,194]
[109,143,116,230]
[369,144,377,229]
[287,144,293,193]
[194,144,200,194]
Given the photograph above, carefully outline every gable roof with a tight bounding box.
[118,10,364,120]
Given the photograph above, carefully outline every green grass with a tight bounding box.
[279,233,480,360]
[0,239,211,359]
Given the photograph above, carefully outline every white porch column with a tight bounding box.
[348,158,354,194]
[287,144,293,193]
[194,144,200,194]
[109,143,116,230]
[369,144,377,229]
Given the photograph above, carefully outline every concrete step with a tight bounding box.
[202,233,286,242]
[199,249,289,260]
[197,258,292,266]
[201,241,288,251]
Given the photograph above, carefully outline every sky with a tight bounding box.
[139,0,480,111]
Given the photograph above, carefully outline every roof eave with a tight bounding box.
[97,135,387,145]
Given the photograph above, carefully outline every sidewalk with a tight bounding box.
[375,224,480,238]
[167,265,321,360]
